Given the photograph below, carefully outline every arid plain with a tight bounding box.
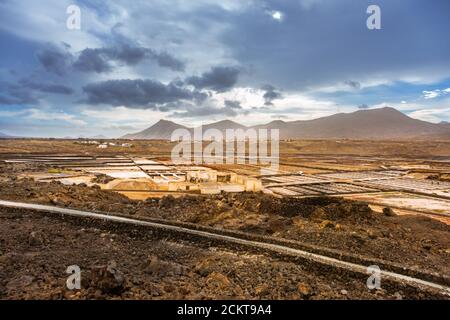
[0,138,449,299]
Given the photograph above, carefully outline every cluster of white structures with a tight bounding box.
[14,156,262,195]
[98,143,133,149]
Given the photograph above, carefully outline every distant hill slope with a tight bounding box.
[0,132,12,139]
[200,120,247,132]
[256,107,450,139]
[122,119,189,140]
[122,107,450,140]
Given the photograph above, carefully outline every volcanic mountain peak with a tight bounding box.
[155,119,183,126]
[121,107,450,140]
[121,119,188,140]
[201,119,247,130]
[209,119,243,126]
[270,119,287,124]
[357,106,410,117]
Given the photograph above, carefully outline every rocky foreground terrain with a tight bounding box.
[0,163,449,299]
[2,207,424,300]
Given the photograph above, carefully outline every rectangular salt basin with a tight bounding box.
[5,159,52,163]
[103,171,149,179]
[81,166,141,171]
[140,165,171,170]
[151,176,183,183]
[84,169,149,178]
[349,193,450,214]
[38,157,93,160]
[133,159,160,165]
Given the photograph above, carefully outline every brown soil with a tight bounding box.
[2,139,450,157]
[0,160,449,300]
[0,176,448,280]
[106,179,158,191]
[0,208,444,300]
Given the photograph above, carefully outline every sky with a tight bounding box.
[0,0,449,138]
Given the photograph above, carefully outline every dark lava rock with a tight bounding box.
[89,261,125,294]
[383,207,396,217]
[6,275,34,291]
[28,231,45,246]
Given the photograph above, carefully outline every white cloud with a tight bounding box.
[312,78,393,94]
[408,108,450,123]
[208,87,353,125]
[0,108,86,126]
[423,90,441,99]
[370,100,450,123]
[80,87,353,128]
[213,87,265,107]
[422,88,450,99]
[270,11,284,21]
[26,108,87,126]
[0,0,108,50]
[0,110,27,117]
[81,106,170,128]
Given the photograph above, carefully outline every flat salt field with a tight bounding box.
[151,175,184,183]
[80,167,150,178]
[285,186,320,195]
[364,177,450,191]
[146,171,186,177]
[346,192,450,215]
[34,157,94,160]
[262,175,327,184]
[318,171,405,181]
[140,165,171,170]
[104,162,135,166]
[55,176,95,185]
[75,166,142,171]
[269,187,300,196]
[4,159,53,163]
[268,182,379,196]
[98,171,149,179]
[132,159,160,165]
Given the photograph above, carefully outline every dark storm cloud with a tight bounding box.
[261,85,282,106]
[107,44,148,65]
[0,94,35,105]
[344,80,361,90]
[223,0,450,90]
[170,99,249,118]
[171,105,239,118]
[82,79,197,107]
[2,0,450,136]
[73,48,112,73]
[35,41,185,75]
[36,44,73,76]
[19,79,74,95]
[0,81,38,105]
[149,50,185,72]
[186,66,240,92]
[73,44,185,73]
[224,100,243,109]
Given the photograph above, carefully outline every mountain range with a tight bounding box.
[0,132,13,139]
[122,107,450,140]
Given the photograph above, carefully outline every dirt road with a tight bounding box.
[0,203,448,300]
